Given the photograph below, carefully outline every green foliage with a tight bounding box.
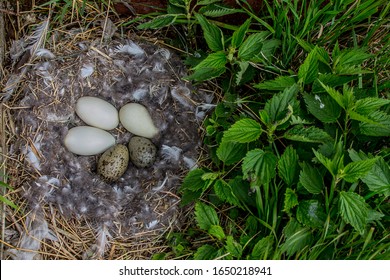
[132,0,390,260]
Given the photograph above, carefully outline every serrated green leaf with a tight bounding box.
[349,110,380,125]
[312,74,357,94]
[232,18,251,48]
[225,236,242,258]
[354,98,390,115]
[216,141,247,165]
[197,0,222,5]
[303,93,341,123]
[339,158,378,183]
[334,48,372,69]
[264,84,298,123]
[213,179,241,207]
[222,118,262,143]
[180,169,207,192]
[195,13,224,51]
[251,235,274,259]
[284,188,299,214]
[319,81,346,109]
[200,4,242,17]
[299,162,324,194]
[235,61,249,85]
[242,149,277,186]
[193,51,227,70]
[361,158,390,196]
[137,15,177,29]
[359,111,390,137]
[254,76,296,91]
[238,32,269,61]
[313,149,336,176]
[298,46,320,84]
[194,244,218,260]
[296,200,327,229]
[278,146,299,186]
[367,210,384,222]
[260,39,281,60]
[185,67,226,82]
[208,225,226,240]
[281,223,313,257]
[284,125,332,143]
[339,191,369,234]
[195,202,219,231]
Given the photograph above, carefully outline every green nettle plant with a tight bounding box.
[178,45,390,259]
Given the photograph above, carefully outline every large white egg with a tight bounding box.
[64,126,115,156]
[119,103,159,138]
[75,96,119,130]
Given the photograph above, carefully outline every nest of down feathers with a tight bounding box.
[1,19,214,259]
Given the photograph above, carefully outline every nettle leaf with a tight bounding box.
[299,162,324,194]
[208,225,226,240]
[339,158,378,183]
[359,111,390,137]
[254,76,296,91]
[296,200,327,229]
[195,13,224,51]
[216,141,247,165]
[278,146,299,186]
[185,67,226,81]
[298,46,320,85]
[195,202,219,231]
[312,74,356,94]
[181,169,207,192]
[284,125,332,143]
[339,191,369,234]
[348,151,389,195]
[197,0,222,5]
[222,118,262,143]
[354,98,390,115]
[232,18,251,48]
[313,149,336,176]
[193,51,227,70]
[225,236,243,258]
[213,179,241,207]
[283,188,299,214]
[242,149,277,186]
[251,235,274,259]
[137,15,177,29]
[238,31,269,61]
[319,81,346,109]
[303,92,341,123]
[264,84,298,123]
[194,244,218,260]
[235,61,249,85]
[333,48,372,70]
[200,4,242,17]
[281,223,313,257]
[349,110,379,125]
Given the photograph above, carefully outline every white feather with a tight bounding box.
[171,86,192,108]
[183,156,198,170]
[155,48,171,60]
[146,220,159,229]
[153,176,168,192]
[132,88,149,101]
[115,41,145,56]
[80,63,94,78]
[161,145,182,162]
[35,48,55,59]
[7,214,58,260]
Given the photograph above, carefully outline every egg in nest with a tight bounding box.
[98,144,129,182]
[6,23,215,259]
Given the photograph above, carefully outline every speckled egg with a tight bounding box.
[128,136,157,168]
[98,144,129,182]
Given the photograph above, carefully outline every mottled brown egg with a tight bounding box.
[98,144,129,182]
[128,136,157,168]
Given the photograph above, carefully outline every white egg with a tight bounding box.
[119,103,159,138]
[64,126,115,155]
[75,96,119,130]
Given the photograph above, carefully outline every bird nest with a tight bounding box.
[0,19,214,259]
